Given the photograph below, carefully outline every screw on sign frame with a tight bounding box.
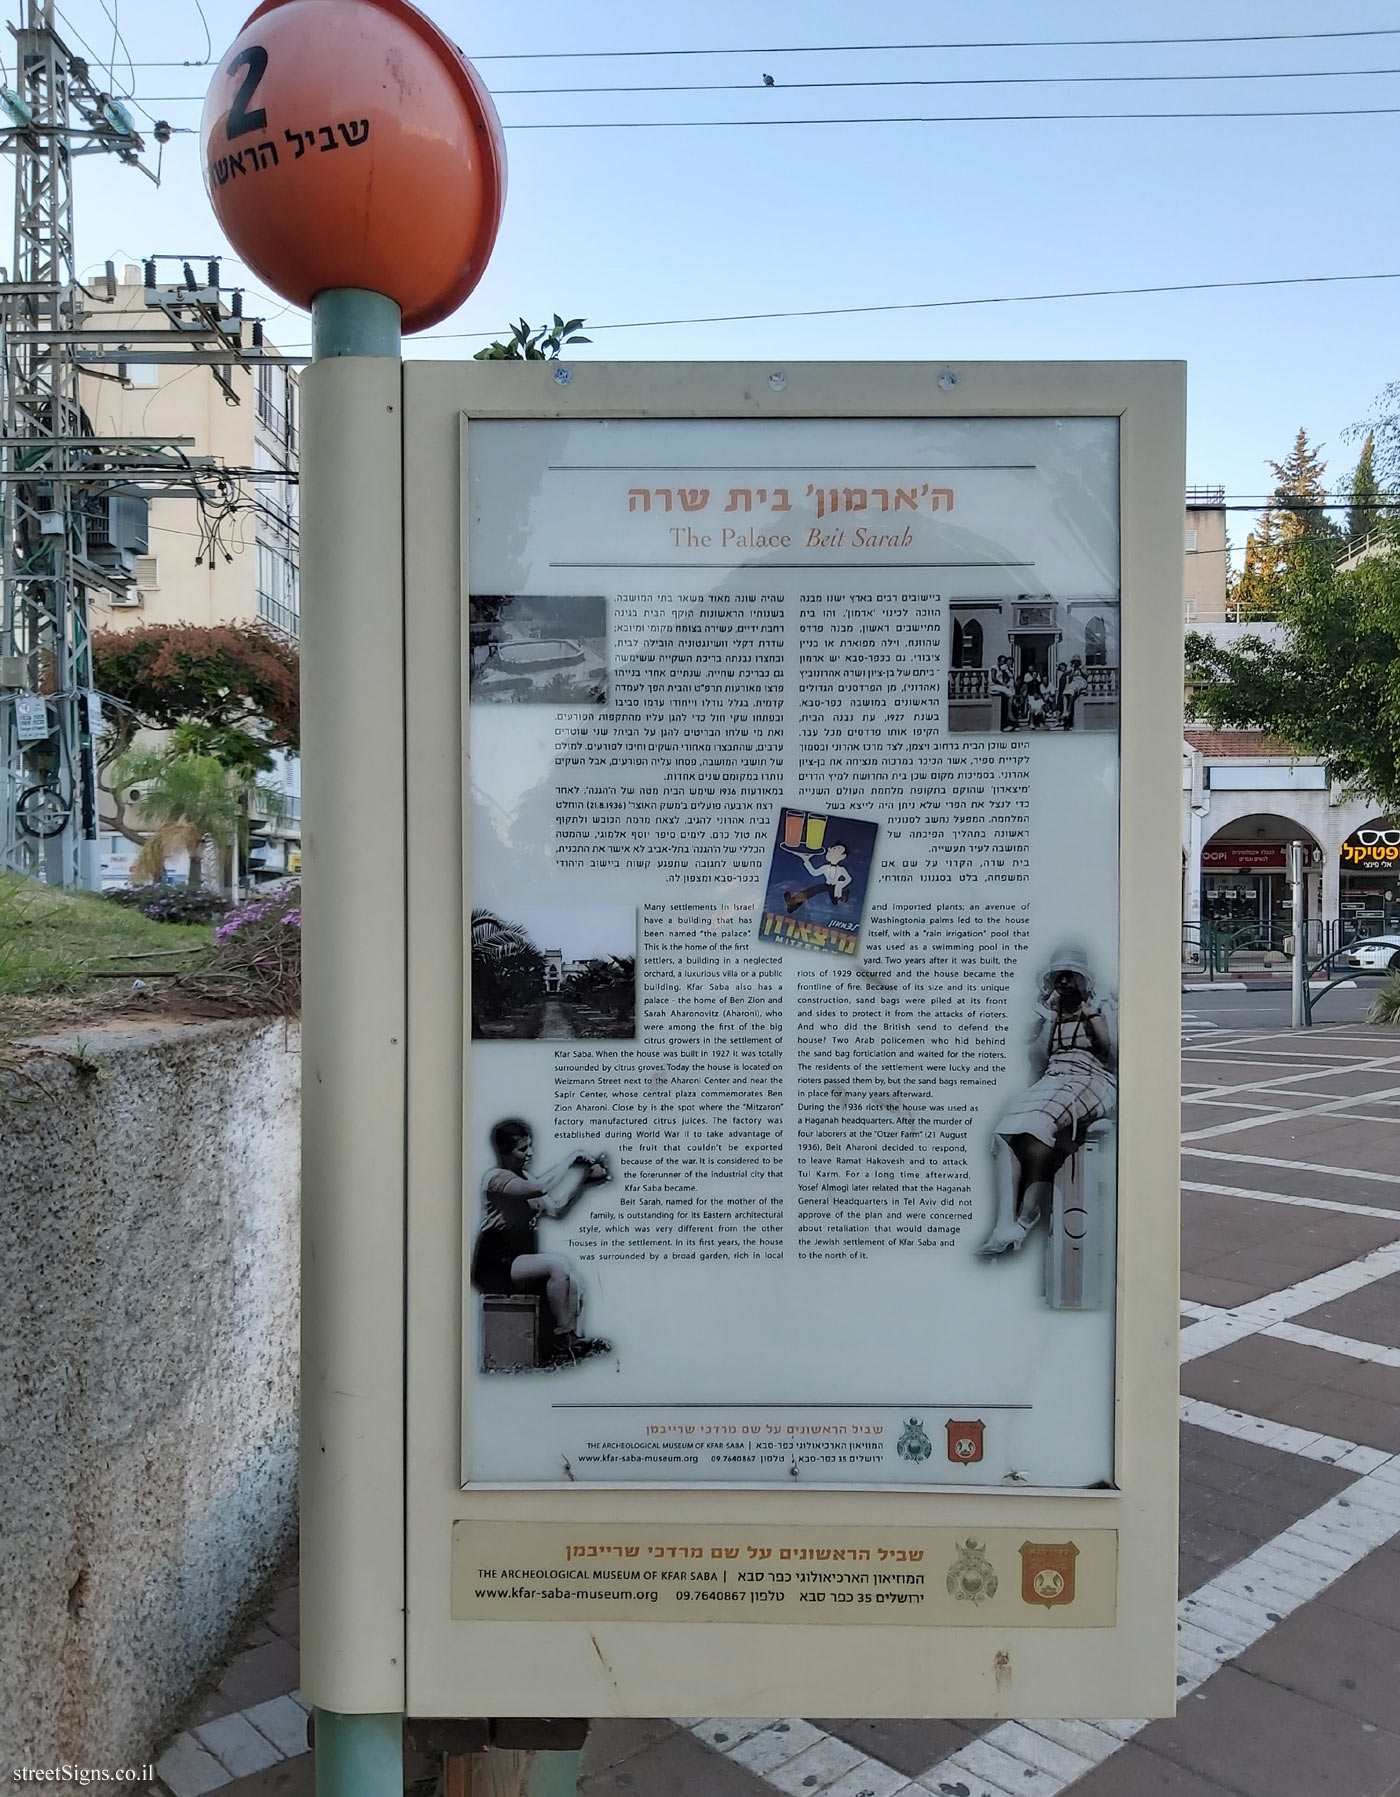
[201,0,506,332]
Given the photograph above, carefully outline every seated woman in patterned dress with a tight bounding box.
[978,952,1116,1257]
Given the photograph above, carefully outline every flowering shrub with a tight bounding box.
[178,882,301,1013]
[214,888,302,943]
[104,884,228,925]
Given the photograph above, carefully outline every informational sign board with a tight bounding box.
[302,359,1183,1725]
[463,415,1124,1492]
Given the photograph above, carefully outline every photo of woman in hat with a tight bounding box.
[978,951,1116,1257]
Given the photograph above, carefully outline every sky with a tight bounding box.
[504,904,636,963]
[11,0,1400,557]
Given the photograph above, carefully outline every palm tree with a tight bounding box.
[470,909,543,1034]
[471,909,537,962]
[117,747,240,891]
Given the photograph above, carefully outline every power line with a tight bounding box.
[469,25,1400,60]
[127,65,1400,103]
[495,64,1400,94]
[345,268,1400,350]
[105,24,1400,68]
[500,104,1400,130]
[187,0,212,64]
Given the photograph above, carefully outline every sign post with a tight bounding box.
[1289,839,1308,1029]
[201,0,506,1790]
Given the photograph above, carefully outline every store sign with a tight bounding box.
[1202,843,1288,871]
[1342,827,1400,872]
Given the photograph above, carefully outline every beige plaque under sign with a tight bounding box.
[452,1521,1116,1627]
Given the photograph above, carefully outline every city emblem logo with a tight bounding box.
[946,1538,998,1605]
[1020,1540,1079,1608]
[896,1417,933,1463]
[946,1419,985,1464]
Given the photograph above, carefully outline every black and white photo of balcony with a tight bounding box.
[471,904,637,1040]
[946,597,1121,734]
[468,593,608,704]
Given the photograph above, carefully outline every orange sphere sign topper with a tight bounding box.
[201,0,505,333]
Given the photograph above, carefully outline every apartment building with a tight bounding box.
[79,266,301,883]
[1184,486,1229,624]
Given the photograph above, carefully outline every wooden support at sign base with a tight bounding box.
[413,1721,590,1797]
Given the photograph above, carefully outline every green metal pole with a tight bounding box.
[526,1751,584,1797]
[314,1711,403,1797]
[312,288,403,360]
[308,286,404,1797]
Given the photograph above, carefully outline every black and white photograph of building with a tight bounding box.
[947,597,1121,733]
[471,904,637,1039]
[469,593,608,704]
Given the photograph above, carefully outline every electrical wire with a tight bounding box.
[187,0,212,65]
[116,25,1400,66]
[343,268,1400,350]
[52,0,156,126]
[492,64,1400,94]
[128,65,1400,103]
[501,104,1400,130]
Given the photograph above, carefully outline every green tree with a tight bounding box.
[1346,380,1400,492]
[1187,537,1400,810]
[1345,431,1386,544]
[116,746,240,890]
[91,621,299,845]
[1229,507,1285,619]
[472,315,590,361]
[1268,426,1341,550]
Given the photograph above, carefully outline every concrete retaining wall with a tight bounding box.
[0,1017,301,1765]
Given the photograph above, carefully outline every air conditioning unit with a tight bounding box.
[107,590,144,608]
[85,493,150,579]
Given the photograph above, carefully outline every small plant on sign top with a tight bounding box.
[472,314,590,361]
[173,883,302,1014]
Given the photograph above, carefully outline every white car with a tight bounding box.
[1344,936,1400,971]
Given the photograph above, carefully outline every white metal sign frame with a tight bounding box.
[298,358,1184,1724]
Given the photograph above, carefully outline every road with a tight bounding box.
[1184,979,1379,1031]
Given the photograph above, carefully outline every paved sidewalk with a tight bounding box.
[154,1014,1400,1797]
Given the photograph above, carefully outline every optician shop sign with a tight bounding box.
[1341,827,1400,873]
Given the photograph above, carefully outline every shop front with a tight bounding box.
[1340,822,1400,935]
[1200,841,1292,935]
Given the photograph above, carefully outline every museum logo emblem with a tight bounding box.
[946,1538,998,1605]
[895,1417,933,1463]
[1020,1540,1079,1608]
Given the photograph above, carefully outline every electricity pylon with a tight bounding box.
[0,0,157,885]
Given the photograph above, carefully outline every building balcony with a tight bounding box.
[256,589,300,639]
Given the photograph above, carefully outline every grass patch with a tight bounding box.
[0,875,212,998]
